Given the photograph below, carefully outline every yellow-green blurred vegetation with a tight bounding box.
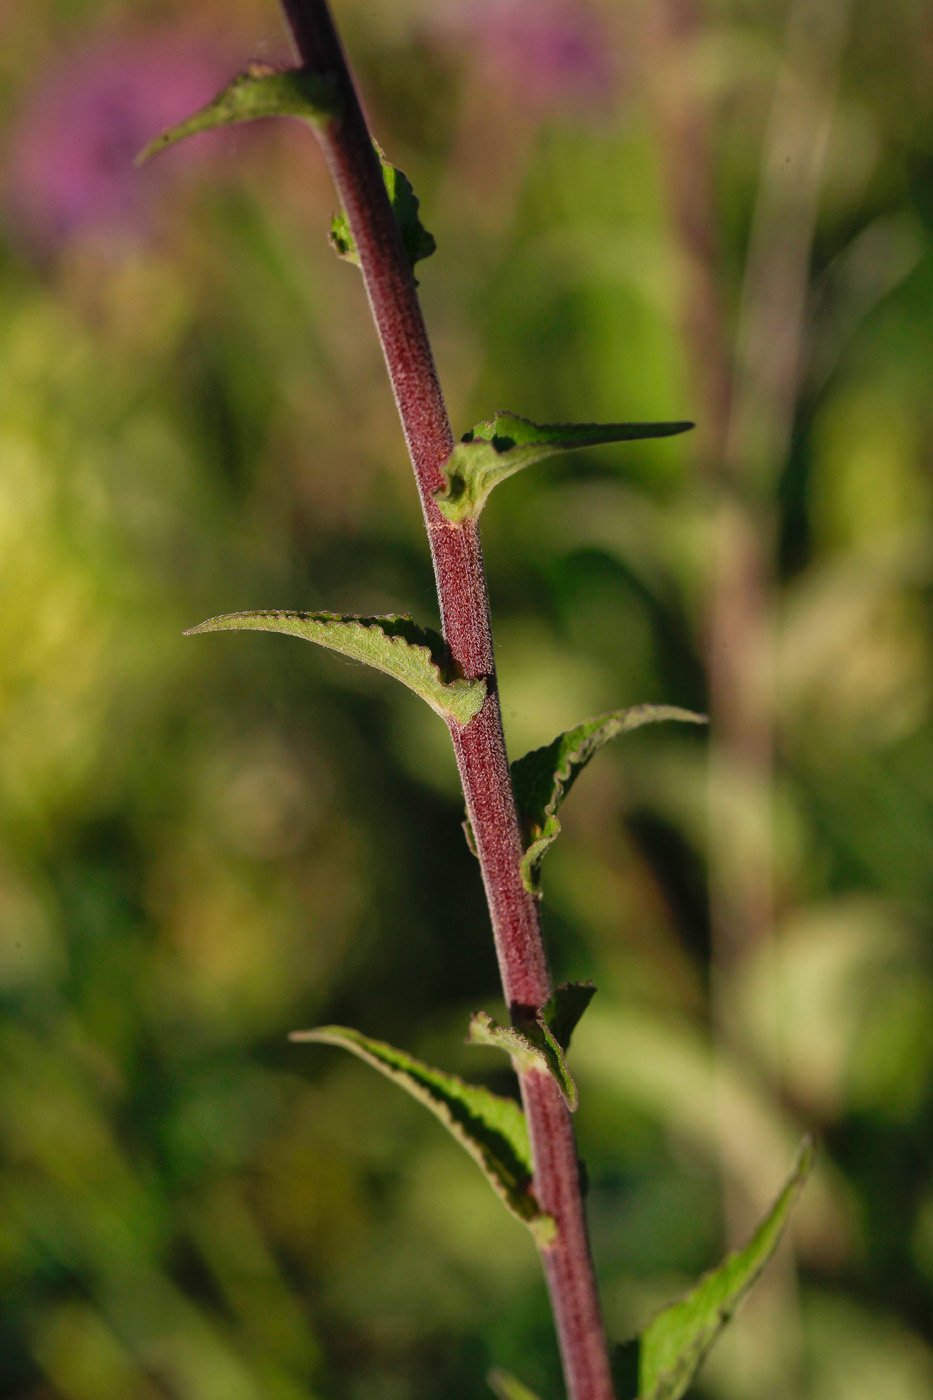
[1,0,932,1397]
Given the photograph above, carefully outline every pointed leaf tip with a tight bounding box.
[434,411,694,523]
[136,62,342,166]
[512,706,707,892]
[290,1025,555,1244]
[331,140,436,276]
[185,609,486,725]
[636,1137,816,1400]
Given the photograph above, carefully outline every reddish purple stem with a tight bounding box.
[277,3,614,1396]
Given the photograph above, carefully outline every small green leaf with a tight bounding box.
[185,610,486,725]
[433,411,693,524]
[488,1370,544,1400]
[331,140,436,275]
[512,706,707,892]
[290,1026,555,1244]
[136,62,341,165]
[467,1010,544,1076]
[637,1137,816,1400]
[542,981,597,1052]
[467,984,595,1111]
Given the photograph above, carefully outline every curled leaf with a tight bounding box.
[637,1138,816,1400]
[467,983,596,1111]
[185,610,486,725]
[331,141,436,275]
[136,62,341,165]
[512,706,708,891]
[290,1025,555,1244]
[434,411,693,524]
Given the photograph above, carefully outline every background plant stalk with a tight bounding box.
[278,1,614,1395]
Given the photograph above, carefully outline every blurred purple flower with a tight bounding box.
[7,30,235,253]
[436,0,614,111]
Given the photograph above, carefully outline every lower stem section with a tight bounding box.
[522,1071,615,1400]
[449,673,612,1400]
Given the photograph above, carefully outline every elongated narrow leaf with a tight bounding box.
[637,1138,815,1400]
[467,984,596,1111]
[185,610,486,725]
[488,1371,544,1400]
[331,140,436,274]
[291,1026,555,1244]
[136,62,341,165]
[512,706,707,891]
[434,411,693,524]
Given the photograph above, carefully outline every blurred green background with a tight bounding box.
[1,1,932,1397]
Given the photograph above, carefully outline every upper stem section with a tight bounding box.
[278,0,453,509]
[277,0,551,1010]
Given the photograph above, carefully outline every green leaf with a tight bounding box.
[488,1370,544,1400]
[290,1026,555,1245]
[543,981,597,1052]
[331,140,437,275]
[433,411,693,524]
[136,62,341,165]
[467,983,596,1111]
[637,1137,816,1400]
[185,610,486,725]
[467,1011,544,1076]
[511,705,708,892]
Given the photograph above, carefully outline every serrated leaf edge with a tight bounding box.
[467,984,596,1112]
[515,705,708,892]
[185,609,486,725]
[290,1024,556,1246]
[636,1136,816,1400]
[330,139,436,277]
[434,410,694,524]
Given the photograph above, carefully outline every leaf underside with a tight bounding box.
[487,1370,544,1400]
[467,983,596,1111]
[290,1026,555,1245]
[185,610,486,725]
[433,411,693,524]
[636,1137,816,1400]
[511,706,708,892]
[331,140,436,275]
[136,62,341,165]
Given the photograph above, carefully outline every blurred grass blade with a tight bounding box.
[488,1370,544,1400]
[512,706,707,891]
[291,1026,555,1243]
[331,140,437,275]
[637,1138,816,1400]
[186,610,486,724]
[434,411,693,523]
[467,983,596,1111]
[136,62,341,165]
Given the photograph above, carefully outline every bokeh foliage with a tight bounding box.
[1,1,932,1398]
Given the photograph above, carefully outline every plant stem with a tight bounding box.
[278,2,614,1395]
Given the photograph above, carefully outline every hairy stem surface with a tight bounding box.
[278,2,614,1395]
